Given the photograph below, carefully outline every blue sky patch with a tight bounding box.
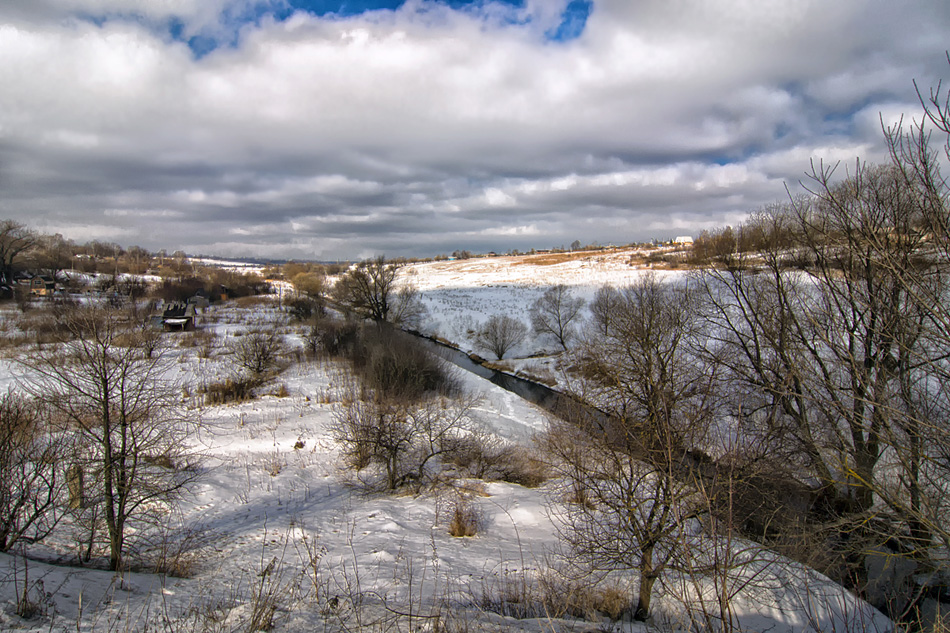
[77,0,589,58]
[546,0,592,42]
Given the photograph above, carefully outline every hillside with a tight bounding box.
[0,264,892,633]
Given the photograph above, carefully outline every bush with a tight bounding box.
[355,327,458,400]
[308,320,456,399]
[177,328,217,357]
[448,496,485,537]
[495,445,549,487]
[332,393,479,491]
[306,318,360,358]
[442,433,548,486]
[200,376,259,404]
[287,296,324,322]
[227,327,287,377]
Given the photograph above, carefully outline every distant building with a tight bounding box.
[158,302,197,331]
[673,236,694,245]
[29,275,56,296]
[15,273,56,297]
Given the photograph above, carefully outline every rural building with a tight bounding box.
[29,275,56,296]
[15,273,57,297]
[158,302,198,331]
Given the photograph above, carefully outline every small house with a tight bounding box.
[30,275,56,297]
[160,302,197,331]
[14,273,56,297]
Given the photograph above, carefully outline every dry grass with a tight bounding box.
[516,362,557,387]
[233,295,278,308]
[494,445,549,488]
[563,481,597,510]
[481,360,513,373]
[146,523,219,579]
[200,376,260,404]
[448,496,485,537]
[514,251,608,266]
[479,568,633,622]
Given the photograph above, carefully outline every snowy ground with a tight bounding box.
[0,255,893,632]
[403,250,687,382]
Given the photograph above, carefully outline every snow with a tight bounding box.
[0,256,893,632]
[403,250,689,384]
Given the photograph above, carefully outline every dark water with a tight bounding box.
[414,336,565,411]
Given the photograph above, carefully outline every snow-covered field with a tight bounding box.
[0,253,892,632]
[404,250,686,380]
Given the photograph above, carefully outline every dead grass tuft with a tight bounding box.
[479,568,633,622]
[448,496,485,537]
[201,376,259,404]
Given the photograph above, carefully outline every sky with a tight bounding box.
[1,1,949,261]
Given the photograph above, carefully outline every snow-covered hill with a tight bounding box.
[0,262,892,633]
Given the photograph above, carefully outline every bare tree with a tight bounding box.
[17,304,198,571]
[588,284,619,336]
[694,158,950,616]
[880,62,950,563]
[573,274,713,436]
[388,282,428,329]
[26,232,74,281]
[0,220,37,289]
[474,314,527,360]
[545,407,701,622]
[332,256,405,323]
[530,284,585,350]
[0,391,62,551]
[547,274,716,621]
[332,391,478,491]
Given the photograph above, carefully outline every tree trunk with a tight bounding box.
[100,379,122,571]
[67,463,83,509]
[635,544,657,621]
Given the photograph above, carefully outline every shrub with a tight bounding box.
[443,432,509,479]
[306,318,360,358]
[201,376,259,405]
[356,327,459,400]
[227,327,287,377]
[442,434,548,486]
[448,496,485,537]
[287,296,323,322]
[332,393,479,491]
[178,328,217,353]
[493,445,549,488]
[308,320,456,399]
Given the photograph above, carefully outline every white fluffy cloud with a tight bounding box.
[0,0,948,259]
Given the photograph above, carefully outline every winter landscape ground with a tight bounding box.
[0,247,901,633]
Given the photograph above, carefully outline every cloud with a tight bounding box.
[0,0,948,259]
